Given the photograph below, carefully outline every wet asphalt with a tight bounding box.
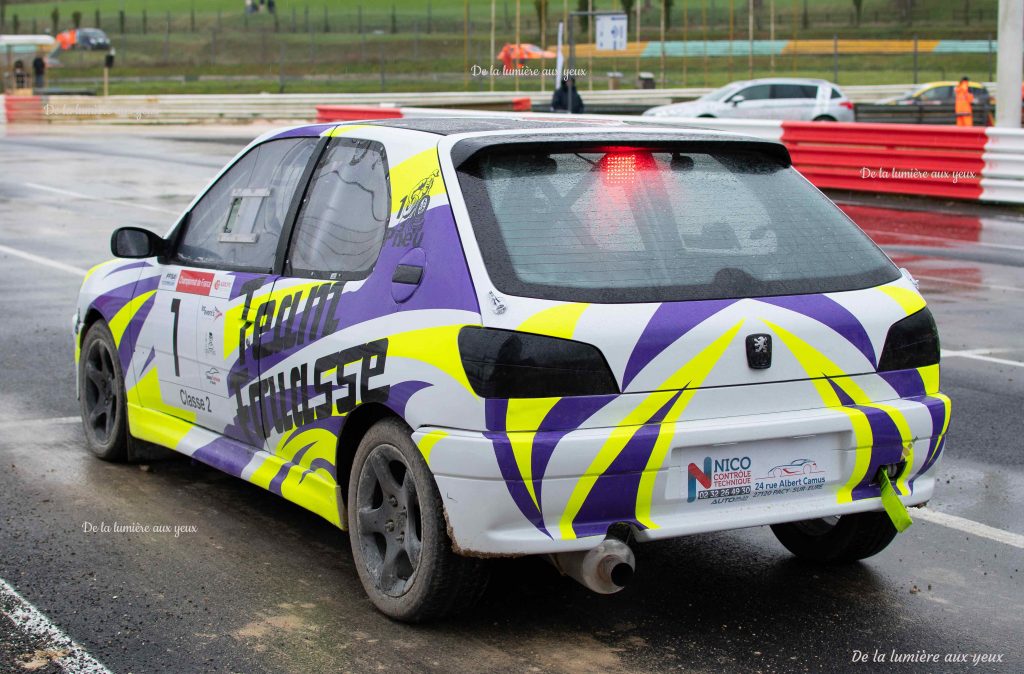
[0,125,1021,674]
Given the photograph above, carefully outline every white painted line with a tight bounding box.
[0,416,80,431]
[914,274,1024,293]
[0,577,113,674]
[942,349,1024,368]
[0,243,88,277]
[24,182,180,215]
[915,508,1024,550]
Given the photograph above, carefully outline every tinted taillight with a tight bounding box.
[458,327,619,399]
[877,308,940,372]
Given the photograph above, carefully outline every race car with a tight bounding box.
[73,117,950,622]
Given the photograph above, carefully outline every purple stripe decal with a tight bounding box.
[387,380,432,419]
[268,441,316,496]
[485,428,549,537]
[909,395,950,489]
[879,369,926,398]
[531,394,616,512]
[118,294,155,372]
[139,346,156,375]
[622,300,735,389]
[271,123,335,139]
[849,405,904,501]
[191,435,258,478]
[761,294,877,367]
[104,260,151,278]
[571,391,683,538]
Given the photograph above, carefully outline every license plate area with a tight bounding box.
[666,431,847,506]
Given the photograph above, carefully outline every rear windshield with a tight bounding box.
[455,145,899,303]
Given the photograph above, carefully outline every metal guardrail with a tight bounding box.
[16,84,927,124]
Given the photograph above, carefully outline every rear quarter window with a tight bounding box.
[455,144,899,303]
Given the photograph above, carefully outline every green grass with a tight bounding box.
[2,0,1001,96]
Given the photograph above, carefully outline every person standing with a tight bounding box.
[551,77,584,114]
[954,76,974,127]
[13,60,28,90]
[32,55,46,90]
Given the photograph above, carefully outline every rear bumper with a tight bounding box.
[416,393,950,556]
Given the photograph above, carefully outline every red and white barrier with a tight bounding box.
[316,104,1024,205]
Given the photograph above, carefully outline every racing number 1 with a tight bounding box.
[169,298,181,377]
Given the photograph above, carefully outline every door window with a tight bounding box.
[287,138,390,280]
[734,84,771,101]
[771,84,818,99]
[175,137,318,272]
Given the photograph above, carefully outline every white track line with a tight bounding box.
[943,349,1024,368]
[913,274,1024,293]
[0,244,88,277]
[0,416,80,431]
[0,577,113,674]
[23,182,180,215]
[915,509,1024,549]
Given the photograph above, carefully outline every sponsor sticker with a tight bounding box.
[176,270,215,295]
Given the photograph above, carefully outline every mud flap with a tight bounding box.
[878,471,913,532]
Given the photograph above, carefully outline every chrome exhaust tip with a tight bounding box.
[550,537,636,594]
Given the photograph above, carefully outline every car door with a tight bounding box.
[131,147,262,432]
[769,83,818,120]
[256,135,391,450]
[188,136,321,447]
[725,83,773,119]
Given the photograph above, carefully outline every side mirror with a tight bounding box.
[111,226,164,258]
[730,95,745,106]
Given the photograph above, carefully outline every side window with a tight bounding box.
[920,86,952,102]
[736,84,771,101]
[176,137,318,272]
[830,87,843,99]
[772,84,816,99]
[287,138,390,280]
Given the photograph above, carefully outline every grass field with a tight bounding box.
[2,0,1002,96]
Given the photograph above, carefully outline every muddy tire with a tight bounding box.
[770,512,898,563]
[78,321,129,462]
[348,418,489,622]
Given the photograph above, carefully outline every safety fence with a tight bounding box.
[314,104,1024,205]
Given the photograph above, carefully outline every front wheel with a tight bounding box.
[770,512,898,563]
[78,321,129,461]
[348,418,489,622]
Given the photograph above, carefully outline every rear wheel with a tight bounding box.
[770,512,898,563]
[78,321,129,461]
[348,418,489,622]
[813,115,837,122]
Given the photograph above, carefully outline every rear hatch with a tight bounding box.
[450,134,918,420]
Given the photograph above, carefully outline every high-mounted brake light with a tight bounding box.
[599,151,655,186]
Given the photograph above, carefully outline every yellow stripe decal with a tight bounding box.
[517,303,590,341]
[560,321,744,539]
[108,290,155,348]
[417,429,449,467]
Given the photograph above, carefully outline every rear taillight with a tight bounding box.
[458,327,619,398]
[877,308,940,372]
[840,101,854,110]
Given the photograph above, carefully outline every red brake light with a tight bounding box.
[840,101,854,110]
[599,151,655,186]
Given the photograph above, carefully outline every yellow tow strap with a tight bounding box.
[879,471,913,532]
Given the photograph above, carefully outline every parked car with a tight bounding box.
[876,81,991,107]
[74,118,948,622]
[643,78,855,121]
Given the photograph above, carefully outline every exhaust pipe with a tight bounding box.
[550,538,636,594]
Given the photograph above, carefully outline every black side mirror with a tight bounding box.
[111,227,164,258]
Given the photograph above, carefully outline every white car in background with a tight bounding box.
[643,78,855,122]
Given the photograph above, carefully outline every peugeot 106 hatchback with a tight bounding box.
[74,118,950,622]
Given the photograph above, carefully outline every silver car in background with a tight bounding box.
[643,78,855,122]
